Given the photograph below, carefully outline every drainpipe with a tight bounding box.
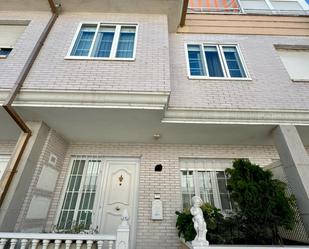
[0,0,60,207]
[180,0,189,27]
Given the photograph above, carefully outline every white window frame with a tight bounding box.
[181,169,234,213]
[55,155,104,231]
[0,47,13,59]
[185,42,251,80]
[65,22,138,61]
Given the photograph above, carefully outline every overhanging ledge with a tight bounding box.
[0,89,170,110]
[163,108,309,125]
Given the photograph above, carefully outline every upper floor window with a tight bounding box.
[186,44,248,79]
[276,47,309,81]
[187,0,309,15]
[0,24,27,59]
[68,23,137,60]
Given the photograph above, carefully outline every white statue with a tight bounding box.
[190,196,209,246]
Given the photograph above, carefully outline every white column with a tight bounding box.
[273,125,309,233]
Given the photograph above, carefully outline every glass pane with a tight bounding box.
[204,46,224,77]
[220,193,232,210]
[188,45,206,76]
[116,26,136,58]
[93,26,115,57]
[241,0,271,13]
[271,0,303,11]
[223,46,246,78]
[0,48,12,57]
[216,171,233,211]
[198,171,214,206]
[181,171,195,208]
[71,25,96,56]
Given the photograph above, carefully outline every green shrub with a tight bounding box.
[175,203,241,244]
[225,159,296,244]
[175,159,297,245]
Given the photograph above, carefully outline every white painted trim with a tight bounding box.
[0,89,169,110]
[163,108,309,125]
[66,22,138,60]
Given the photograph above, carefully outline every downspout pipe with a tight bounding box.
[0,0,59,207]
[180,0,189,27]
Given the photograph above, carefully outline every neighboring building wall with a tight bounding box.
[0,141,16,154]
[169,33,309,110]
[179,14,309,36]
[22,13,171,92]
[15,129,68,232]
[47,142,279,249]
[0,11,51,89]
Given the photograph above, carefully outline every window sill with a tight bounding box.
[292,79,309,83]
[64,56,135,61]
[187,76,252,81]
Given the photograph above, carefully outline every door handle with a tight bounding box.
[115,206,120,211]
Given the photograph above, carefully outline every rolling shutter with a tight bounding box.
[0,25,27,48]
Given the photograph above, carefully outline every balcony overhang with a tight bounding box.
[0,0,183,31]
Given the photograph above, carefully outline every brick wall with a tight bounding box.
[169,33,309,110]
[0,11,51,89]
[22,13,170,92]
[47,142,279,249]
[15,129,68,232]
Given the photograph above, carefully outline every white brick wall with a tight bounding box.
[15,129,68,231]
[169,34,309,110]
[47,142,279,249]
[22,13,171,92]
[0,11,51,89]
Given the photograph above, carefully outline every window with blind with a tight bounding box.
[276,48,309,81]
[0,155,10,180]
[180,159,234,213]
[186,44,248,79]
[0,24,27,58]
[57,157,101,230]
[68,23,137,59]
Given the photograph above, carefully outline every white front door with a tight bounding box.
[92,158,139,247]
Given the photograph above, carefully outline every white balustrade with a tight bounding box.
[0,210,130,249]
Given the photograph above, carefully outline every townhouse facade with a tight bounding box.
[0,0,309,248]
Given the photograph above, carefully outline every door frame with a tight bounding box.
[94,157,140,249]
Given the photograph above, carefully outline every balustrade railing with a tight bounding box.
[0,211,130,249]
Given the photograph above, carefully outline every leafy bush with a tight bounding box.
[176,159,297,245]
[226,159,296,244]
[175,203,241,244]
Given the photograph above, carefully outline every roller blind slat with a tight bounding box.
[278,49,309,80]
[0,25,26,48]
